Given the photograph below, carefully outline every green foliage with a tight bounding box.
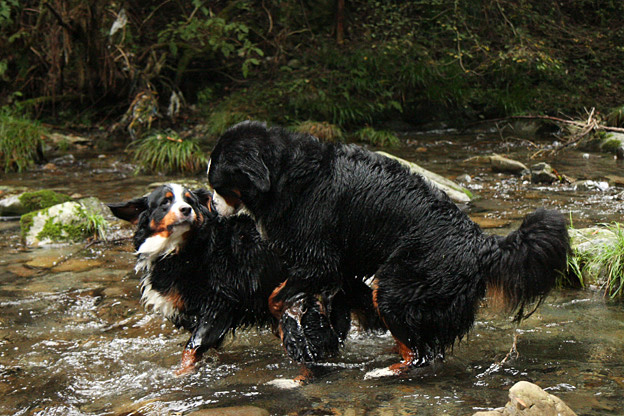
[294,121,344,142]
[157,8,263,79]
[132,130,208,174]
[19,190,71,213]
[606,105,624,127]
[353,127,399,147]
[0,113,45,172]
[205,110,248,138]
[80,206,109,240]
[593,224,624,298]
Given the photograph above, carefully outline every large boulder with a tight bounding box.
[377,151,473,203]
[473,381,576,416]
[20,197,111,246]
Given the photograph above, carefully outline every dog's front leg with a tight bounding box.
[175,313,234,376]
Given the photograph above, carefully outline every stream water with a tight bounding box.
[1,129,623,415]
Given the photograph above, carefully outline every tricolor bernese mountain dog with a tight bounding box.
[207,120,571,377]
[108,184,286,374]
[108,184,358,377]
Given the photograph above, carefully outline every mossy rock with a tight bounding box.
[377,151,473,203]
[20,197,110,246]
[599,132,624,154]
[19,190,71,212]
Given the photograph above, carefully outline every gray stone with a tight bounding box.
[490,155,529,175]
[377,151,473,203]
[0,195,25,216]
[572,180,609,192]
[472,381,576,416]
[531,162,558,184]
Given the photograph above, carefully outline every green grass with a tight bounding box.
[567,222,624,298]
[0,114,46,172]
[132,130,209,174]
[353,127,400,147]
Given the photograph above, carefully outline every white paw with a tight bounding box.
[364,367,395,380]
[266,378,302,389]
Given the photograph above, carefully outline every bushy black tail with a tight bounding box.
[480,209,570,321]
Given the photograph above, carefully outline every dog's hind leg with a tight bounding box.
[366,239,480,378]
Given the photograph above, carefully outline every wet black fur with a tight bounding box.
[108,185,284,357]
[208,121,571,365]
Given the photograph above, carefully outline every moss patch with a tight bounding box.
[20,199,109,246]
[601,138,623,154]
[19,190,71,212]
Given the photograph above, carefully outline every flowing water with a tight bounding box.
[1,130,623,415]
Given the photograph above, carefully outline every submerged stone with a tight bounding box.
[531,162,558,184]
[187,406,270,416]
[490,155,530,175]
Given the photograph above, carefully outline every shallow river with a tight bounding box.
[1,130,623,415]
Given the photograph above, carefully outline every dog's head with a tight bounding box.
[108,184,216,256]
[207,121,273,216]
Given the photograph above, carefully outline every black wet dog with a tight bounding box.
[207,121,570,377]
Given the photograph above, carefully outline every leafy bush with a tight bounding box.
[0,114,45,172]
[132,130,208,174]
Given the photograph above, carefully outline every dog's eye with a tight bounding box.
[161,198,171,206]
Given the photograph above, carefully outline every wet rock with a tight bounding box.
[1,189,72,216]
[187,406,270,416]
[47,132,92,147]
[472,381,577,416]
[377,151,473,203]
[606,175,624,187]
[572,180,609,192]
[51,258,105,273]
[470,216,512,229]
[490,155,529,175]
[0,195,25,216]
[456,173,472,183]
[530,162,558,184]
[20,197,111,247]
[599,132,624,154]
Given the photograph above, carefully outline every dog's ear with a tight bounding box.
[107,197,148,224]
[241,152,270,193]
[192,188,212,207]
[191,188,218,218]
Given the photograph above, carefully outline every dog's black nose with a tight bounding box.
[180,206,192,217]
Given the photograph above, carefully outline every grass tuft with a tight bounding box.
[0,114,46,172]
[294,121,344,142]
[132,130,209,174]
[353,127,400,147]
[567,222,624,298]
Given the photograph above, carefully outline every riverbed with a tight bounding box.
[1,130,623,415]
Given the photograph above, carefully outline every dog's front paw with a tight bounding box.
[174,347,202,377]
